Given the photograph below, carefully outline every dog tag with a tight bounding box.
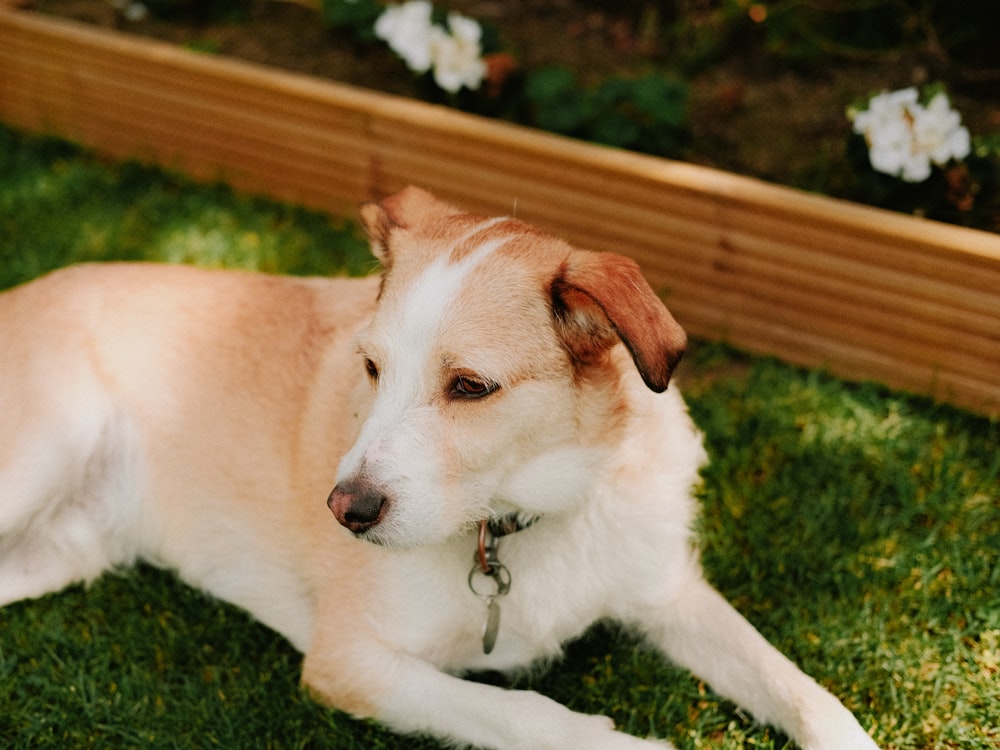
[482,597,501,654]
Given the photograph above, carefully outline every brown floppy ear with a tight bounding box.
[551,249,687,392]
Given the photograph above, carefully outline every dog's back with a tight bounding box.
[0,263,377,647]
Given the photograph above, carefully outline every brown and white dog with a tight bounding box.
[0,187,878,749]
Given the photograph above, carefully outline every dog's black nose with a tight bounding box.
[327,483,387,533]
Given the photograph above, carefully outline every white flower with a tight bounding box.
[428,12,487,93]
[913,92,971,166]
[869,119,930,182]
[374,3,487,93]
[850,86,972,183]
[851,87,918,139]
[374,1,435,74]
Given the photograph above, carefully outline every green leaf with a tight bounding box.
[524,67,578,103]
[320,0,382,34]
[631,75,689,127]
[590,113,642,149]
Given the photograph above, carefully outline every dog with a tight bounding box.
[0,186,879,749]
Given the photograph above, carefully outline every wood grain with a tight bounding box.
[2,6,998,414]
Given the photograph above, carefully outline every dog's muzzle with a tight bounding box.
[327,482,387,534]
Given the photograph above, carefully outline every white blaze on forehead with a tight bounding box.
[337,217,512,481]
[393,216,511,353]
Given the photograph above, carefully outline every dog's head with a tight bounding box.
[328,187,686,547]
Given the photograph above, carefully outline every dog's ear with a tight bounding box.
[359,187,461,267]
[359,201,395,266]
[551,250,686,392]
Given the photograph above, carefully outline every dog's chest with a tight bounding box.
[372,516,672,673]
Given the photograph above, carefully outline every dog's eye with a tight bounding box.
[451,374,499,400]
[364,358,380,383]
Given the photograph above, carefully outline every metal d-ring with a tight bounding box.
[467,561,511,599]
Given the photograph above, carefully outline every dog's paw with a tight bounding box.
[617,737,675,749]
[799,711,880,750]
[563,714,675,750]
[805,734,880,750]
[602,733,675,750]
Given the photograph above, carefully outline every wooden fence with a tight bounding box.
[1,6,998,415]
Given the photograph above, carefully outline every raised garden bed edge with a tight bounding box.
[1,5,998,416]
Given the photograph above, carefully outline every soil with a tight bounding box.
[26,0,1000,231]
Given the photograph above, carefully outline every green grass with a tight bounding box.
[0,126,373,288]
[1,125,998,749]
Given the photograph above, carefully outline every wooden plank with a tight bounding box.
[1,6,998,415]
[0,22,373,205]
[665,273,997,378]
[674,297,999,408]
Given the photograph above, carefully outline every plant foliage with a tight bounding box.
[524,67,689,155]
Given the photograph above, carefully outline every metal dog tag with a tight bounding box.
[482,597,501,654]
[469,520,516,655]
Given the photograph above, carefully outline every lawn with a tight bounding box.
[0,126,997,749]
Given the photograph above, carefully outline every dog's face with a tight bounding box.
[328,187,686,547]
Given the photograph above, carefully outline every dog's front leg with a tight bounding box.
[303,647,674,750]
[642,576,879,750]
